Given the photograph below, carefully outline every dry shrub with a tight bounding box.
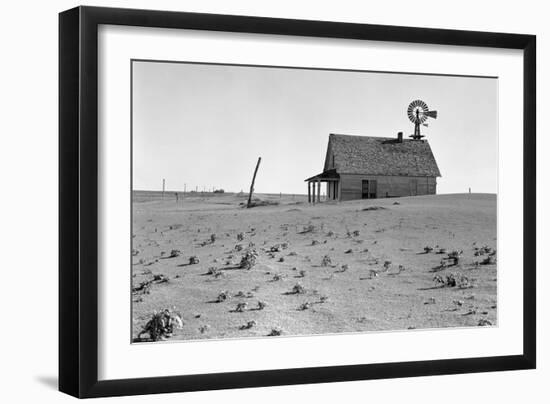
[433,274,471,288]
[239,249,258,269]
[268,327,283,336]
[234,302,248,312]
[132,280,152,294]
[478,319,492,326]
[321,255,332,267]
[298,302,312,311]
[337,264,348,273]
[153,273,169,283]
[168,249,181,258]
[199,324,210,334]
[474,245,495,256]
[362,206,386,211]
[189,256,200,265]
[424,246,434,253]
[446,250,463,266]
[237,232,244,241]
[138,308,184,341]
[235,291,254,298]
[299,224,316,234]
[257,301,267,310]
[239,320,257,330]
[368,269,379,278]
[424,297,436,305]
[289,283,306,294]
[207,267,220,276]
[216,291,230,303]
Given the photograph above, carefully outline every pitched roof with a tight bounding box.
[324,134,441,177]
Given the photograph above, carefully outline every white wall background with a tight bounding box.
[0,0,546,403]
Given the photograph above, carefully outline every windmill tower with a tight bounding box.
[407,100,438,140]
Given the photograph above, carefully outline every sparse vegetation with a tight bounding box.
[133,192,497,341]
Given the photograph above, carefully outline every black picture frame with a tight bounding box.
[59,5,536,398]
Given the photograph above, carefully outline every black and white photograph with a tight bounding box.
[131,60,498,342]
[0,0,543,401]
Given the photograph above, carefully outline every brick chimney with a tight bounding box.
[397,132,403,143]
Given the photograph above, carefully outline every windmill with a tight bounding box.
[407,99,437,140]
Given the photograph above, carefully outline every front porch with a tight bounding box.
[304,169,340,204]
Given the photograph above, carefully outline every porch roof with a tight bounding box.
[304,169,340,182]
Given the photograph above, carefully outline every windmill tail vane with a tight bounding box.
[425,110,438,119]
[407,99,438,140]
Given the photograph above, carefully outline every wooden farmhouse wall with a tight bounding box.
[339,174,437,201]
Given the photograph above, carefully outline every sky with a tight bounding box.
[132,60,497,195]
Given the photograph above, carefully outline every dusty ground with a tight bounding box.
[131,192,497,342]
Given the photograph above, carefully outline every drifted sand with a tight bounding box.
[131,193,497,341]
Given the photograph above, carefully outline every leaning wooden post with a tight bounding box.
[247,157,262,208]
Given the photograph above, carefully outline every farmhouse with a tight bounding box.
[305,133,441,202]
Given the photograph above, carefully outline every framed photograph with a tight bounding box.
[59,6,536,398]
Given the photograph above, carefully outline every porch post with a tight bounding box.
[317,180,321,202]
[307,181,311,203]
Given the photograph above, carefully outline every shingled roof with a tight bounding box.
[323,134,441,177]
